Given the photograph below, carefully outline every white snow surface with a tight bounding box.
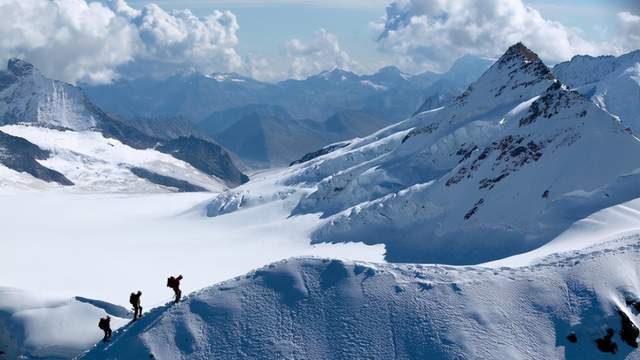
[0,125,226,192]
[0,288,128,359]
[0,184,383,358]
[79,237,640,359]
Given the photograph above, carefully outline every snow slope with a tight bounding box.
[79,236,640,359]
[486,197,640,268]
[0,125,226,192]
[554,51,640,130]
[0,164,57,190]
[0,288,128,359]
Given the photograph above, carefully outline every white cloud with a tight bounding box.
[111,0,243,77]
[616,11,640,51]
[284,28,362,79]
[374,0,639,73]
[0,0,138,84]
[0,0,243,84]
[129,0,390,10]
[241,53,285,83]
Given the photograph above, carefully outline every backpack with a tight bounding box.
[98,318,107,330]
[129,293,136,305]
[167,277,175,288]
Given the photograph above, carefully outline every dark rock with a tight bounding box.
[566,332,577,343]
[595,328,618,354]
[290,142,350,166]
[7,58,35,77]
[618,310,639,348]
[157,137,249,187]
[625,298,640,313]
[130,167,207,192]
[402,123,439,143]
[464,199,485,220]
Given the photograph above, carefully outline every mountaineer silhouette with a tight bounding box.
[129,291,143,321]
[98,316,112,342]
[167,275,183,303]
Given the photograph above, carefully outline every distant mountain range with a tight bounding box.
[82,56,493,168]
[201,105,390,168]
[83,57,492,123]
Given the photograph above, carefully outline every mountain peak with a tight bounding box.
[455,43,554,105]
[317,68,357,81]
[370,66,410,81]
[7,58,36,77]
[375,66,402,75]
[498,43,543,66]
[495,43,554,81]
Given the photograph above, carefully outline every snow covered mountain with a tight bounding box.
[0,59,98,131]
[79,236,640,359]
[0,59,248,191]
[206,43,640,265]
[554,50,640,131]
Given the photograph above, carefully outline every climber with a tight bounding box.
[167,275,183,303]
[98,316,112,342]
[129,291,143,320]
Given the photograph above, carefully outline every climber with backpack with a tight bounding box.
[129,291,143,321]
[98,316,112,342]
[167,275,183,303]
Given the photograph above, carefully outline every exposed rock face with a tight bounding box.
[7,58,35,77]
[596,328,618,354]
[618,310,640,348]
[157,136,249,187]
[129,167,207,192]
[0,130,72,185]
[290,142,350,166]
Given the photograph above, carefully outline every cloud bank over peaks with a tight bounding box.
[284,28,363,80]
[616,11,640,51]
[0,1,360,83]
[374,0,640,73]
[110,0,243,78]
[0,0,137,84]
[0,0,244,84]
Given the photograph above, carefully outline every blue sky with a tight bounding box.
[114,0,640,75]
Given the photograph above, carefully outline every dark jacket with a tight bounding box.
[98,317,110,330]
